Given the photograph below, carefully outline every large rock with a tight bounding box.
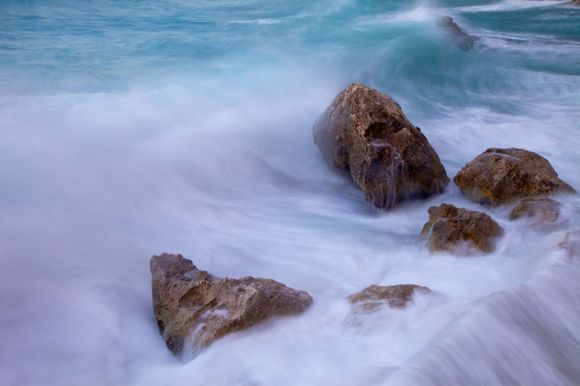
[313,83,449,209]
[454,148,574,205]
[421,203,503,253]
[150,253,312,357]
[349,284,431,311]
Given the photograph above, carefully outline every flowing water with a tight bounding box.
[1,0,580,385]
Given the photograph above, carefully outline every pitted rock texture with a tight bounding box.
[151,253,312,357]
[421,203,503,254]
[313,83,449,209]
[454,148,574,205]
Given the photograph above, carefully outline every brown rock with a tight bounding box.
[313,83,449,209]
[454,148,574,205]
[349,284,431,311]
[421,203,503,253]
[510,197,561,227]
[151,253,312,357]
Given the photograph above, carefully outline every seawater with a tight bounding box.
[1,0,579,385]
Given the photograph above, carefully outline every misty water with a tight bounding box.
[1,0,580,385]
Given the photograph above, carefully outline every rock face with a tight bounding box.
[454,148,574,205]
[349,284,431,311]
[510,197,560,227]
[151,253,312,357]
[438,16,478,50]
[313,83,449,209]
[421,203,503,253]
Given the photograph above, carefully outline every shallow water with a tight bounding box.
[1,0,580,385]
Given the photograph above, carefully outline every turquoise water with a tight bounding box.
[1,1,580,385]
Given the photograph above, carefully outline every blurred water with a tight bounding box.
[1,0,580,385]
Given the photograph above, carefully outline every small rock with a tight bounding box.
[349,284,431,311]
[510,197,561,228]
[421,203,503,253]
[313,83,449,209]
[559,229,580,258]
[454,148,574,205]
[150,253,312,357]
[438,16,478,50]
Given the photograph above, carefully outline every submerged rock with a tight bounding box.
[454,148,574,205]
[349,284,431,311]
[150,253,312,357]
[313,83,449,209]
[421,203,503,253]
[510,197,561,228]
[438,16,478,50]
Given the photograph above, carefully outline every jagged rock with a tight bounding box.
[313,83,449,209]
[421,203,503,253]
[454,148,574,205]
[150,253,312,357]
[349,284,431,311]
[438,16,478,50]
[510,197,561,228]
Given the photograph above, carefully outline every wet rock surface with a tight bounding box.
[313,83,449,209]
[454,148,574,205]
[421,203,503,253]
[151,253,312,357]
[439,16,478,50]
[349,284,431,311]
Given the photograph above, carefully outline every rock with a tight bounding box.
[454,148,574,205]
[559,229,580,258]
[421,203,503,253]
[438,16,478,50]
[313,83,449,209]
[510,197,561,228]
[349,284,431,311]
[150,253,312,357]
